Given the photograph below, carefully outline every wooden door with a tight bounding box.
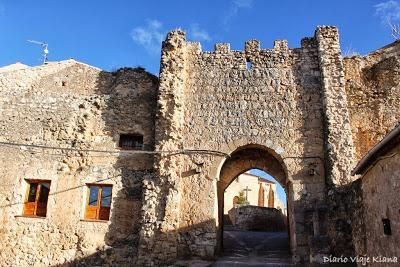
[85,185,100,220]
[36,183,50,216]
[23,183,38,216]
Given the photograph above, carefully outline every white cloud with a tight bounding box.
[233,0,254,8]
[189,24,211,41]
[223,0,254,30]
[375,0,400,24]
[130,19,165,55]
[131,20,211,52]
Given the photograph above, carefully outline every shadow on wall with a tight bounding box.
[325,179,365,257]
[295,39,362,261]
[55,219,217,266]
[227,206,287,231]
[55,34,366,265]
[54,68,159,266]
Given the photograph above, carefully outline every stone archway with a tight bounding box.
[216,144,294,254]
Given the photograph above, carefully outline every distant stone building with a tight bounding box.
[223,171,286,215]
[0,26,399,266]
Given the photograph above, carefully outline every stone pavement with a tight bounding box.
[211,230,293,266]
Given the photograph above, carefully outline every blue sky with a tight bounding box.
[1,0,400,74]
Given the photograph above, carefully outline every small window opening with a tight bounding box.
[85,184,112,221]
[23,180,51,217]
[119,134,143,150]
[382,218,392,235]
[62,81,66,86]
[246,60,252,70]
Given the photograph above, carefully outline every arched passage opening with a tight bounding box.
[216,145,294,260]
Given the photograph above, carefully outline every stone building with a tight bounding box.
[0,61,159,266]
[223,171,286,214]
[0,26,399,266]
[351,124,400,266]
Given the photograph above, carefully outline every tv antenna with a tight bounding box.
[27,40,49,64]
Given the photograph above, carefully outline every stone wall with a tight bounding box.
[186,30,328,264]
[344,41,400,161]
[325,178,365,259]
[228,205,286,231]
[139,27,337,265]
[139,26,400,266]
[1,25,400,267]
[316,26,355,186]
[360,143,400,266]
[0,60,158,266]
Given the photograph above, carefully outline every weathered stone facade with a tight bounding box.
[344,41,400,161]
[228,205,286,231]
[359,144,400,266]
[0,61,158,266]
[350,125,400,267]
[0,26,399,266]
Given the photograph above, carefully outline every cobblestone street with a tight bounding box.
[212,231,293,266]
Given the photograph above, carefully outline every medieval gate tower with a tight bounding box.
[137,26,355,265]
[1,25,399,266]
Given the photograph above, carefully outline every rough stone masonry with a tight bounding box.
[0,26,399,266]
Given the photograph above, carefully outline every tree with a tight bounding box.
[236,190,247,205]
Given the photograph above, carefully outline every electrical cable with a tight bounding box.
[0,141,230,158]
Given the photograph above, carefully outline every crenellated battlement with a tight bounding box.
[183,38,310,70]
[185,38,301,55]
[214,43,230,53]
[245,39,260,52]
[2,23,400,267]
[182,35,324,63]
[167,26,343,59]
